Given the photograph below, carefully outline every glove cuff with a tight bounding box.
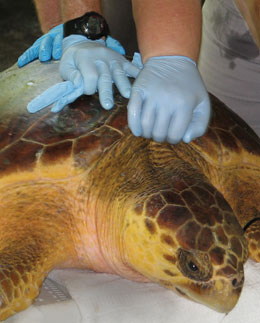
[147,55,197,67]
[132,53,197,69]
[62,35,106,52]
[170,55,197,66]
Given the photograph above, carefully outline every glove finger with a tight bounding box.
[17,25,63,67]
[52,33,63,60]
[106,36,125,55]
[167,103,195,144]
[27,81,74,113]
[96,61,113,110]
[39,35,53,62]
[17,44,40,67]
[183,98,211,143]
[51,85,84,113]
[60,61,83,88]
[111,61,131,98]
[127,90,143,137]
[32,34,46,46]
[76,60,98,95]
[132,52,143,69]
[141,100,156,139]
[123,61,140,78]
[152,108,171,143]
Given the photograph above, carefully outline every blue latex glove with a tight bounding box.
[18,22,125,67]
[18,24,64,67]
[127,56,211,144]
[105,36,126,55]
[27,36,139,113]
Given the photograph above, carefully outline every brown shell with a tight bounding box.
[1,62,260,179]
[191,95,260,167]
[0,92,129,176]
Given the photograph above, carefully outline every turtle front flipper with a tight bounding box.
[0,239,53,320]
[244,219,260,262]
[0,182,77,321]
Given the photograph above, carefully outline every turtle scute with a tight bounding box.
[0,60,259,320]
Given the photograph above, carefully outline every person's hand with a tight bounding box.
[18,24,64,67]
[127,56,211,144]
[27,36,139,113]
[18,22,126,68]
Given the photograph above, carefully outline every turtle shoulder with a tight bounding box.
[190,94,260,167]
[0,61,129,184]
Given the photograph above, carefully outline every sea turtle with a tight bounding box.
[0,60,259,321]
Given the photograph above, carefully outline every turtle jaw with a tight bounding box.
[174,275,244,313]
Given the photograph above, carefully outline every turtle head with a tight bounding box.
[123,181,248,313]
[172,247,244,313]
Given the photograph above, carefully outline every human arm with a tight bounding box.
[18,0,103,66]
[33,0,102,33]
[60,0,102,24]
[18,0,124,67]
[132,0,202,63]
[127,0,211,143]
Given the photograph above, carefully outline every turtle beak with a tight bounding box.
[175,274,244,313]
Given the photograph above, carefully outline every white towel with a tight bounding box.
[5,259,260,323]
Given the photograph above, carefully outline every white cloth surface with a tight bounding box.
[5,260,260,323]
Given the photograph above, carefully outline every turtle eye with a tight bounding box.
[177,248,212,282]
[188,261,198,272]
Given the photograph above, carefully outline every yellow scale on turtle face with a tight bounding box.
[0,60,259,320]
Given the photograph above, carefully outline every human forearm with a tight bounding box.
[60,0,102,21]
[34,0,62,33]
[132,0,202,62]
[33,0,102,33]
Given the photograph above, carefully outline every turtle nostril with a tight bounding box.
[232,278,238,287]
[232,276,244,288]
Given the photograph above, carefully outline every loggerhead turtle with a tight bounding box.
[0,60,259,321]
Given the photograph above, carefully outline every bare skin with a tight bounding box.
[33,0,102,33]
[132,0,202,62]
[33,0,62,32]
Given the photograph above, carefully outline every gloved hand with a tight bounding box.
[18,24,64,67]
[27,36,139,113]
[18,23,125,68]
[127,56,211,144]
